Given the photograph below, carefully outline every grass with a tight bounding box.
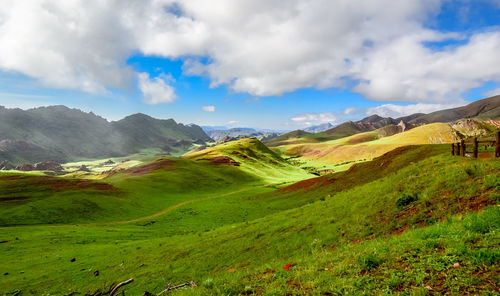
[0,157,265,226]
[0,144,498,295]
[184,137,313,183]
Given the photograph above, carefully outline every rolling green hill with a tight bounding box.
[0,144,498,295]
[184,137,313,183]
[0,106,211,165]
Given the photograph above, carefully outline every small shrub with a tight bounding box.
[396,193,418,208]
[358,253,382,270]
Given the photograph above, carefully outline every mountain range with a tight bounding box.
[203,127,281,142]
[268,95,500,146]
[1,95,499,166]
[0,105,211,165]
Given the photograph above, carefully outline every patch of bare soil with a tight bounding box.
[123,159,175,175]
[279,176,336,192]
[210,156,240,166]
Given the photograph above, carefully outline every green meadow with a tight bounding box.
[0,143,499,295]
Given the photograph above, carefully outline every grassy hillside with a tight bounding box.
[0,145,498,295]
[0,157,262,226]
[410,95,500,124]
[184,137,313,183]
[273,121,499,172]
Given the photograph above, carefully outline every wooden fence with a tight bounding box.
[451,131,500,158]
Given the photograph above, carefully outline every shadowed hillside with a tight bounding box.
[0,106,211,165]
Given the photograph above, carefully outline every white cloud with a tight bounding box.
[482,88,500,98]
[138,73,177,105]
[291,112,337,123]
[202,105,215,112]
[365,101,466,118]
[0,0,499,104]
[0,0,136,94]
[343,107,360,115]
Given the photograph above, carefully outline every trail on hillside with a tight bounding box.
[0,185,270,229]
[98,186,256,226]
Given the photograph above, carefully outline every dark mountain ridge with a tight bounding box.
[0,106,211,165]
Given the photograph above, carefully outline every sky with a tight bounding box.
[0,0,499,130]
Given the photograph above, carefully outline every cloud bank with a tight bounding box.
[0,0,499,104]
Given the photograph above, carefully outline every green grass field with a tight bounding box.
[0,143,499,295]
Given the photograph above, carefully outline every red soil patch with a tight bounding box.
[0,175,117,192]
[279,176,336,192]
[210,156,240,166]
[123,159,175,175]
[231,151,249,159]
[0,175,24,181]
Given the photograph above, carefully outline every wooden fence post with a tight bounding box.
[451,143,455,155]
[496,131,500,158]
[457,142,461,156]
[461,140,466,157]
[473,137,478,158]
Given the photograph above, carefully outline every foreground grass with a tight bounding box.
[0,146,499,295]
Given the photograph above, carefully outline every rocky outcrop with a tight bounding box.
[16,164,35,171]
[34,161,63,171]
[77,165,91,172]
[0,161,14,170]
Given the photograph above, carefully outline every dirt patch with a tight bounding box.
[0,175,25,181]
[210,156,240,166]
[395,205,419,221]
[279,176,336,192]
[0,175,117,192]
[123,159,175,175]
[231,151,249,159]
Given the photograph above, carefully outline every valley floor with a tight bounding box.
[0,144,499,295]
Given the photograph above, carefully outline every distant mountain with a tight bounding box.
[201,126,233,132]
[409,95,500,124]
[303,123,334,133]
[268,95,500,146]
[205,128,281,142]
[0,106,211,165]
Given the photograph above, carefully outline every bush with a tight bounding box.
[358,253,382,270]
[396,193,418,208]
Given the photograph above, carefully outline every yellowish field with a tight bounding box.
[276,123,457,169]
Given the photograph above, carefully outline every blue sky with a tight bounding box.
[0,0,499,130]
